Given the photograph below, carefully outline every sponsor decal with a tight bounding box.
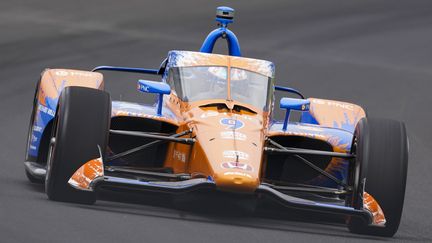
[234,113,261,125]
[363,192,386,226]
[173,150,186,163]
[138,83,149,92]
[38,104,55,117]
[297,126,323,132]
[55,70,96,77]
[311,99,354,111]
[285,131,326,139]
[221,162,253,172]
[29,145,37,150]
[55,70,69,76]
[223,171,252,179]
[113,110,166,120]
[33,125,43,133]
[223,150,249,160]
[200,111,219,118]
[31,134,38,142]
[111,102,174,120]
[68,157,103,190]
[220,131,247,141]
[217,113,260,125]
[220,118,244,130]
[234,114,253,121]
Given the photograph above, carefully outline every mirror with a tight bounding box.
[280,97,310,130]
[137,80,171,116]
[280,97,310,111]
[137,80,171,95]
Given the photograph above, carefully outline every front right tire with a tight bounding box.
[45,86,111,204]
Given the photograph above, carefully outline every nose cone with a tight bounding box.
[191,108,265,194]
[214,169,260,193]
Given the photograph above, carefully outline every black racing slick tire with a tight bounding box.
[348,117,408,237]
[45,86,111,204]
[24,79,45,184]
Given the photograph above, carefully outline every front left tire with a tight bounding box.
[348,117,408,237]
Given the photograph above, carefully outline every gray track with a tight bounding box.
[1,0,431,242]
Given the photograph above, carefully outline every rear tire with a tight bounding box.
[348,117,408,237]
[25,79,45,184]
[45,87,111,204]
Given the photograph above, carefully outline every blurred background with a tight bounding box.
[0,0,431,242]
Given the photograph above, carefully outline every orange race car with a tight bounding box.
[24,7,408,237]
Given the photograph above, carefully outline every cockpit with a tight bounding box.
[164,51,275,111]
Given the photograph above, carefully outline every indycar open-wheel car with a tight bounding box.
[24,6,408,237]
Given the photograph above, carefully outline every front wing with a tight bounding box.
[68,156,385,226]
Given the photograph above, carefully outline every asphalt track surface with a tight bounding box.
[1,0,431,242]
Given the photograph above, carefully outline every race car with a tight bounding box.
[24,6,408,237]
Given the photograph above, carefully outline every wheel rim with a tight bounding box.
[45,112,58,191]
